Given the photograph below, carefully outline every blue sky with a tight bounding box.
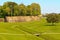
[0,0,60,14]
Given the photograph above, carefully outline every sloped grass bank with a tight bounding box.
[0,18,60,40]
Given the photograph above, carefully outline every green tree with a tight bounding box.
[1,2,41,16]
[27,5,32,16]
[0,6,3,18]
[3,2,18,16]
[18,4,27,16]
[46,13,60,25]
[31,3,41,16]
[0,6,7,18]
[13,5,19,16]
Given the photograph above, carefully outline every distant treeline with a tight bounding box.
[0,2,41,18]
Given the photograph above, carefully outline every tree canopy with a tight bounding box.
[0,2,41,18]
[46,13,60,25]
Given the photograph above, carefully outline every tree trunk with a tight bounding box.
[52,23,55,26]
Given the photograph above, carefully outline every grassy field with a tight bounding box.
[0,18,60,40]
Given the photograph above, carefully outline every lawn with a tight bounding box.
[0,18,60,40]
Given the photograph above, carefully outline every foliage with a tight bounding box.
[31,3,41,16]
[3,2,18,16]
[27,5,32,16]
[0,2,41,17]
[18,4,27,16]
[27,3,41,16]
[0,6,7,18]
[46,13,60,25]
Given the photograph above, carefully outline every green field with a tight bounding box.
[0,18,60,40]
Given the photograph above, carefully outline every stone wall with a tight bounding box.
[6,15,42,22]
[0,18,4,22]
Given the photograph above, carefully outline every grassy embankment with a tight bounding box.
[0,18,60,40]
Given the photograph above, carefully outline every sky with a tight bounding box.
[0,0,60,14]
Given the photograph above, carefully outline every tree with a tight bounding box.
[31,3,41,16]
[18,4,27,16]
[3,2,18,16]
[13,5,19,16]
[0,6,3,18]
[46,13,60,25]
[58,13,60,22]
[0,2,41,16]
[27,5,32,16]
[0,6,7,18]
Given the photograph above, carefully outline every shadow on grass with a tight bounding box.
[45,25,56,26]
[44,23,57,26]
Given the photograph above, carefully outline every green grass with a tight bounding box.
[0,18,60,40]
